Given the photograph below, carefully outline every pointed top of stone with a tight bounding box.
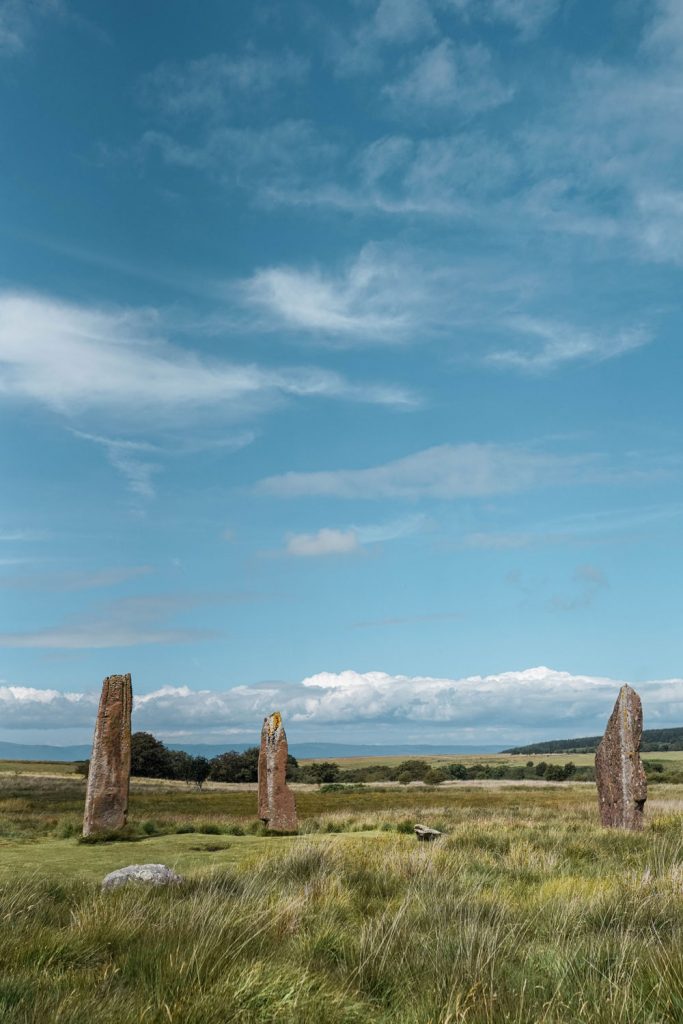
[258,710,297,833]
[595,684,647,830]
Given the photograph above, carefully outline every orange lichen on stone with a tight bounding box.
[258,711,298,833]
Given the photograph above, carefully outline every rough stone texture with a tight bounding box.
[258,711,298,832]
[101,864,183,891]
[83,674,132,837]
[595,684,647,830]
[414,824,442,841]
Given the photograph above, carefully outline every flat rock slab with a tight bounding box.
[101,863,183,891]
[414,824,442,841]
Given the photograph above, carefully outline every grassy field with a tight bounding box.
[0,758,78,775]
[3,774,683,1022]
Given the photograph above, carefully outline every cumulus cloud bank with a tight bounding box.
[3,667,683,744]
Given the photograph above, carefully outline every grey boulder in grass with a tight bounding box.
[101,864,183,891]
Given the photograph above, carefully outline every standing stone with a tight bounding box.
[595,684,647,830]
[258,711,298,832]
[82,674,132,837]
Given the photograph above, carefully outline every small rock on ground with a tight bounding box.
[101,863,183,891]
[414,824,442,841]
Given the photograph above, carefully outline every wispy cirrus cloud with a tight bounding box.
[257,442,597,500]
[383,39,513,114]
[488,316,653,372]
[242,244,419,342]
[69,429,256,501]
[0,291,416,421]
[464,503,683,550]
[0,0,61,56]
[442,0,560,41]
[140,49,308,117]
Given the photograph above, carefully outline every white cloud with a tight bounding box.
[488,316,653,372]
[140,50,308,117]
[242,244,418,341]
[141,119,336,191]
[257,442,595,500]
[438,0,559,40]
[69,429,256,501]
[0,292,415,422]
[484,0,559,40]
[0,0,60,56]
[373,0,437,43]
[383,39,513,114]
[464,503,683,550]
[286,528,360,558]
[284,514,426,557]
[5,666,683,742]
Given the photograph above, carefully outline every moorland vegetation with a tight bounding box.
[1,773,683,1021]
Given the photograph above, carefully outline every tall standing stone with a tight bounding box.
[595,684,647,830]
[83,674,132,837]
[258,711,298,832]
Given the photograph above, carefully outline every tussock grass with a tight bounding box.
[3,781,683,1021]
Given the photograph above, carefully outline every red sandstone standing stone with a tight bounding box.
[595,684,647,830]
[258,711,298,832]
[82,674,132,837]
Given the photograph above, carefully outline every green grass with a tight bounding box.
[3,776,683,1021]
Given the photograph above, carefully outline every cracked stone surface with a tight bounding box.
[101,864,183,891]
[83,674,132,837]
[595,684,647,830]
[258,711,298,833]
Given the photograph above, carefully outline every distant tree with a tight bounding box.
[446,763,467,780]
[393,760,431,782]
[297,762,340,784]
[131,732,173,779]
[167,750,193,783]
[535,761,548,777]
[74,760,89,778]
[189,755,211,790]
[423,768,448,785]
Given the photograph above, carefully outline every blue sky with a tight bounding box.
[1,0,682,748]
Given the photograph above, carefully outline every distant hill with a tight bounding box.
[504,726,683,755]
[0,739,503,763]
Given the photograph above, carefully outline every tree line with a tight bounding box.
[75,734,589,786]
[504,726,683,755]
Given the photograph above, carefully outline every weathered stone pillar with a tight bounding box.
[82,674,132,836]
[258,711,298,832]
[595,684,647,830]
